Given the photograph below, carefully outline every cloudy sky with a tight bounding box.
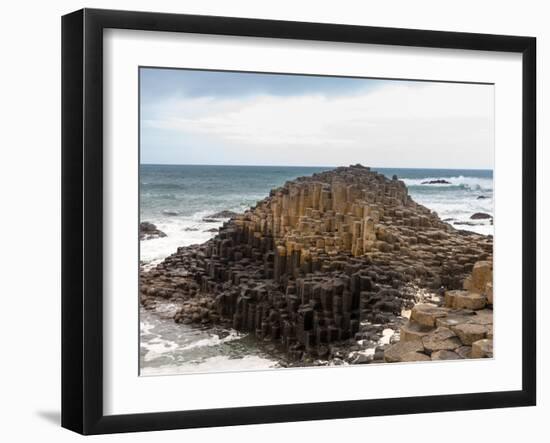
[140,68,494,169]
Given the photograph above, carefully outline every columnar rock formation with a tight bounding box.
[384,260,494,362]
[140,165,493,362]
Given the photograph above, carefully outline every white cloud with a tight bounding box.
[142,82,494,168]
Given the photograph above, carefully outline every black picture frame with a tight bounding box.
[61,8,537,435]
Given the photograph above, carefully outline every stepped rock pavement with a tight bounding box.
[384,259,493,362]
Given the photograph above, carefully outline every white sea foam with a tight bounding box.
[179,330,245,351]
[140,320,180,362]
[379,328,395,345]
[140,307,280,375]
[140,319,156,336]
[141,329,244,362]
[410,191,494,236]
[140,210,228,267]
[402,175,493,191]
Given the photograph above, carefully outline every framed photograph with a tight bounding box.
[61,8,536,435]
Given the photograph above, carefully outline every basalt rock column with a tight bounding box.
[140,165,493,360]
[384,260,494,362]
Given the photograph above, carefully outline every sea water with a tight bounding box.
[139,164,493,375]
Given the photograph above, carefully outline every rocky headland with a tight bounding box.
[140,165,493,366]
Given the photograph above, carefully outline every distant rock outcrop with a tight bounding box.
[140,165,492,363]
[470,212,492,220]
[421,179,451,185]
[139,222,167,240]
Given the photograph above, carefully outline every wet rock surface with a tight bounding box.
[470,212,492,220]
[140,165,493,365]
[421,179,451,185]
[140,221,167,240]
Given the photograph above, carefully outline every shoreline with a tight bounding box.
[140,205,493,270]
[140,165,493,374]
[139,164,493,268]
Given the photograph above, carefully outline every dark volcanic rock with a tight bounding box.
[470,212,492,220]
[139,222,167,240]
[140,165,493,360]
[207,210,240,219]
[421,179,451,185]
[456,229,478,236]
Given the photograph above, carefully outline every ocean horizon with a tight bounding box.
[141,162,493,171]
